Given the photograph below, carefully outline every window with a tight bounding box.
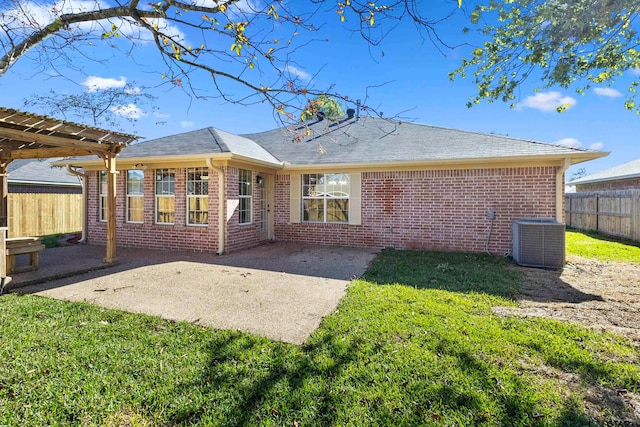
[155,169,175,224]
[187,167,208,225]
[238,169,252,225]
[99,171,107,222]
[302,173,349,223]
[126,170,144,223]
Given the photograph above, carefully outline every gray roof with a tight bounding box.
[570,158,640,185]
[8,158,80,186]
[243,116,598,165]
[116,127,281,165]
[61,116,603,168]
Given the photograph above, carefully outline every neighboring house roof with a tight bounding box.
[60,115,606,169]
[8,158,80,187]
[243,116,603,166]
[570,158,640,185]
[85,127,282,167]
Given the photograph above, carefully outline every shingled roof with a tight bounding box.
[62,115,606,168]
[8,158,80,186]
[570,158,640,185]
[243,116,604,166]
[64,127,282,167]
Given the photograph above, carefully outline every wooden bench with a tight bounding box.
[6,237,45,274]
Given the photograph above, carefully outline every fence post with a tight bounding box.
[633,190,640,242]
[595,193,599,233]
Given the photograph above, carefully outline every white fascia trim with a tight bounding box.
[55,153,284,170]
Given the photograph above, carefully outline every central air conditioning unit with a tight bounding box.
[512,219,565,269]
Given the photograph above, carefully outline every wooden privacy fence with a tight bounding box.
[7,193,82,238]
[565,190,640,242]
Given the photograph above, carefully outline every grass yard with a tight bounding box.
[1,235,638,426]
[566,228,640,263]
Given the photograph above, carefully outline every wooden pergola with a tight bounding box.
[0,107,139,282]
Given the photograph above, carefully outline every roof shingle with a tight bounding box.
[243,116,598,165]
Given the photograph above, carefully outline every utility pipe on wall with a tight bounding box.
[556,158,571,222]
[67,165,87,243]
[206,158,225,255]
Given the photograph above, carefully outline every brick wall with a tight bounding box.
[87,165,559,255]
[87,167,264,253]
[87,169,218,252]
[223,167,262,253]
[274,167,559,254]
[576,178,640,192]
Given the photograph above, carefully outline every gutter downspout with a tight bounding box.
[67,165,87,243]
[556,158,571,222]
[206,158,225,255]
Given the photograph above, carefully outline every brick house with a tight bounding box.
[570,158,640,192]
[61,115,605,255]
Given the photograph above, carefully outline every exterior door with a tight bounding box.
[259,174,273,240]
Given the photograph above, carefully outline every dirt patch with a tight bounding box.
[493,255,640,425]
[493,255,640,346]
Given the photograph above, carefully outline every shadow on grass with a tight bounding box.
[362,249,520,298]
[162,330,366,426]
[155,328,620,426]
[362,248,604,304]
[2,292,634,425]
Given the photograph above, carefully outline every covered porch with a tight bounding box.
[0,107,138,291]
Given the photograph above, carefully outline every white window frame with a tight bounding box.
[126,170,145,223]
[238,169,253,225]
[302,173,350,223]
[155,168,175,225]
[186,167,209,226]
[99,171,107,222]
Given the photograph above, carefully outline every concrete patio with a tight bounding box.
[8,242,378,344]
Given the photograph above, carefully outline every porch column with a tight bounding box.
[0,226,6,281]
[0,161,9,228]
[104,154,118,263]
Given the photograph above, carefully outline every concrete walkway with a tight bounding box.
[10,242,378,344]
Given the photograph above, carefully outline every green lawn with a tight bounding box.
[0,236,638,426]
[567,228,640,263]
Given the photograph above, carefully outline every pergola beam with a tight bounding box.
[0,127,113,153]
[7,147,97,159]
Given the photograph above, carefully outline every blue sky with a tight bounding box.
[1,0,639,180]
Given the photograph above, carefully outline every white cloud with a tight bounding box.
[0,0,186,46]
[517,91,577,113]
[110,104,146,119]
[125,86,141,95]
[154,112,170,118]
[191,0,262,16]
[555,138,582,149]
[121,17,187,43]
[594,87,623,98]
[181,121,195,128]
[631,68,640,76]
[555,138,604,151]
[83,76,126,92]
[283,65,312,82]
[1,0,108,31]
